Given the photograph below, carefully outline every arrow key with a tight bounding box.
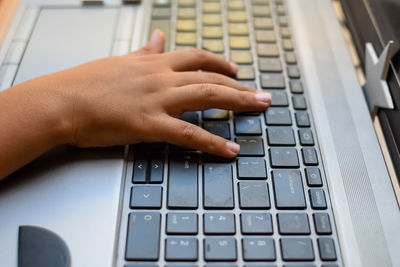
[150,154,164,183]
[130,186,162,209]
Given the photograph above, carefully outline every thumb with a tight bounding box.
[141,29,165,54]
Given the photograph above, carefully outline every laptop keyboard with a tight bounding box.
[122,0,341,266]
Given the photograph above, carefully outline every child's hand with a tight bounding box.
[48,30,271,158]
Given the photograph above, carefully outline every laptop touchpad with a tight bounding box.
[14,8,118,85]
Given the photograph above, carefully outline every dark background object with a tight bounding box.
[340,0,400,182]
[18,226,71,267]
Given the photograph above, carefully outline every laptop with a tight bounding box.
[0,0,399,266]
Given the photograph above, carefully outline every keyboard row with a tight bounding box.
[164,212,332,235]
[131,183,326,210]
[131,161,326,209]
[184,107,310,126]
[133,153,322,183]
[125,212,337,262]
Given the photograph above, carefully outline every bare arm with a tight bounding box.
[0,30,271,180]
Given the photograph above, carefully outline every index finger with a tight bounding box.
[165,48,237,76]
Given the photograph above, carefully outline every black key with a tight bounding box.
[240,81,257,89]
[166,212,198,235]
[237,157,267,179]
[165,238,198,261]
[241,213,273,234]
[280,27,290,38]
[234,111,262,116]
[134,142,165,153]
[287,66,300,78]
[126,212,161,260]
[289,80,304,94]
[305,167,322,186]
[279,16,288,26]
[282,39,294,51]
[236,65,255,80]
[203,122,231,139]
[153,0,171,7]
[203,109,229,120]
[253,17,274,29]
[299,129,314,146]
[133,158,147,183]
[203,164,234,209]
[130,186,162,209]
[169,144,195,152]
[166,265,197,267]
[234,116,262,135]
[318,238,337,261]
[314,213,332,235]
[258,58,282,72]
[149,155,164,183]
[255,30,277,43]
[277,5,286,15]
[268,90,288,106]
[242,238,276,261]
[267,127,295,146]
[280,238,314,261]
[204,213,235,234]
[257,43,279,57]
[309,189,327,209]
[322,265,339,267]
[295,111,310,127]
[180,111,199,125]
[236,137,265,156]
[302,147,318,165]
[292,95,307,110]
[168,154,198,209]
[204,238,237,261]
[260,74,285,89]
[269,147,299,167]
[265,108,292,125]
[152,7,171,19]
[284,52,297,64]
[272,170,306,209]
[238,181,270,209]
[277,213,310,235]
[205,265,237,267]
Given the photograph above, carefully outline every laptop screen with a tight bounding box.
[340,0,400,185]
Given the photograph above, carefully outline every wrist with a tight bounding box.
[12,74,75,148]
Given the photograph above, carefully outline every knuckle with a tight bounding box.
[206,134,220,151]
[205,73,224,85]
[181,123,197,141]
[199,83,217,99]
[189,48,206,62]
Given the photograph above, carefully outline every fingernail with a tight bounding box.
[229,62,238,73]
[255,93,271,103]
[149,29,163,47]
[226,141,240,154]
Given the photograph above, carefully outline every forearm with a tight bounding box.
[0,75,71,180]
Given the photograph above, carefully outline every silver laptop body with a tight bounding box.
[0,0,399,266]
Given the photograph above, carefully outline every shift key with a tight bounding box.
[272,170,306,209]
[168,153,198,209]
[125,212,161,260]
[203,163,234,209]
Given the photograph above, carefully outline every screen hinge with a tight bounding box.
[363,41,395,116]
